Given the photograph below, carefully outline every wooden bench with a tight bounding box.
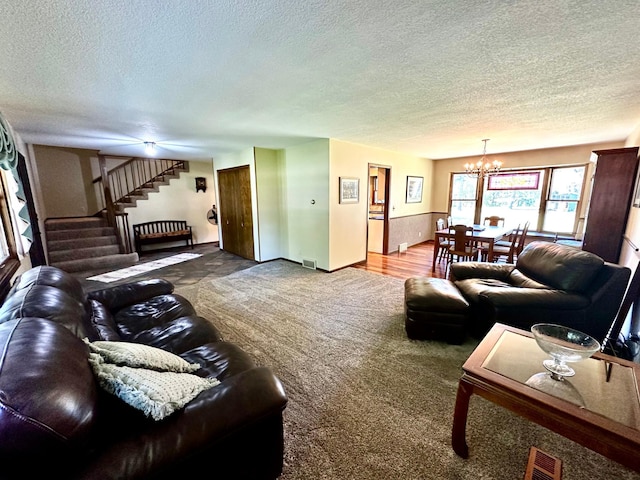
[133,220,193,253]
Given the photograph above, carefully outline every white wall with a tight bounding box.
[32,145,98,218]
[213,148,259,258]
[125,160,218,247]
[255,147,285,261]
[281,139,330,270]
[328,139,432,270]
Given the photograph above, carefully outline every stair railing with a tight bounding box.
[94,156,188,253]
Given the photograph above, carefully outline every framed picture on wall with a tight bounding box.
[406,176,423,203]
[339,177,359,204]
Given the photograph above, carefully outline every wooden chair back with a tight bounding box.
[516,221,530,255]
[484,216,505,227]
[449,224,475,256]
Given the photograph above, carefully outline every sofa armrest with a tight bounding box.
[480,287,589,309]
[450,262,514,281]
[81,366,287,479]
[87,279,174,312]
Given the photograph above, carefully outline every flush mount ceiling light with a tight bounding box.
[464,139,503,178]
[144,141,156,156]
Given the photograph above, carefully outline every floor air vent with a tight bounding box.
[524,447,562,480]
[302,259,317,270]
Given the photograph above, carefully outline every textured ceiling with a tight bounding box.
[1,0,640,161]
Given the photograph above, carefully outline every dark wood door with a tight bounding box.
[582,147,639,263]
[218,166,255,260]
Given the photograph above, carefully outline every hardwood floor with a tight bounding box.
[352,241,449,280]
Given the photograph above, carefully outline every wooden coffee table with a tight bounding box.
[452,323,640,472]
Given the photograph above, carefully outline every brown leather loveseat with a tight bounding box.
[450,241,631,343]
[0,265,287,479]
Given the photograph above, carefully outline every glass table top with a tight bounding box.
[482,330,640,429]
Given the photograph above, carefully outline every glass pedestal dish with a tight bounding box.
[531,323,601,381]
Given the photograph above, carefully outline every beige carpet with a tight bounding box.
[176,260,639,480]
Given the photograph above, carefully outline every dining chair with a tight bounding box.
[483,215,505,227]
[490,223,520,263]
[448,224,479,267]
[435,218,452,263]
[514,220,530,258]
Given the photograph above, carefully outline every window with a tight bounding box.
[481,170,545,230]
[543,166,586,233]
[449,173,477,225]
[449,165,587,234]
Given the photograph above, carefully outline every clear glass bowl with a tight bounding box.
[531,323,601,380]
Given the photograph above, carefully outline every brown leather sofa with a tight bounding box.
[450,241,631,343]
[0,265,287,479]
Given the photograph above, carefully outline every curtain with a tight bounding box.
[0,112,31,253]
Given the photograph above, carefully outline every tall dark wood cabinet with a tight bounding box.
[582,147,639,263]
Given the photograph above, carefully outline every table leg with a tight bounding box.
[451,378,473,458]
[431,234,440,272]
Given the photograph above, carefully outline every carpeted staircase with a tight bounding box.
[45,217,138,273]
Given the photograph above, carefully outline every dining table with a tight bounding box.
[432,224,515,272]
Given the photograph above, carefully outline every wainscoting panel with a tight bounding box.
[387,213,434,253]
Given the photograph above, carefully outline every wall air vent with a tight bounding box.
[524,447,562,480]
[302,259,317,270]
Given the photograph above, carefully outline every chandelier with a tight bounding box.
[464,139,502,178]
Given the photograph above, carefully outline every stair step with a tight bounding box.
[45,217,108,231]
[46,227,115,241]
[48,235,119,251]
[51,253,139,273]
[48,245,121,263]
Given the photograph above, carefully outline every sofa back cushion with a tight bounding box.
[0,318,98,474]
[8,265,88,306]
[515,241,604,292]
[0,285,96,339]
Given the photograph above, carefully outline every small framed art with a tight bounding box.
[406,176,423,203]
[339,177,359,204]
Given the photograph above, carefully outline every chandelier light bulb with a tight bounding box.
[464,139,502,178]
[144,141,156,156]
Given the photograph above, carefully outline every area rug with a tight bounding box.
[177,261,639,480]
[87,253,202,283]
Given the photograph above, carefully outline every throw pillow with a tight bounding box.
[84,339,200,373]
[88,353,220,420]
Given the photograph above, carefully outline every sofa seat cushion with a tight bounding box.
[85,339,201,372]
[88,355,219,421]
[0,318,98,468]
[129,315,224,355]
[114,294,198,339]
[181,342,257,381]
[455,278,513,304]
[516,241,604,292]
[456,278,591,309]
[506,269,550,289]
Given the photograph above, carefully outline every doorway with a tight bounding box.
[217,165,255,260]
[367,165,390,255]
